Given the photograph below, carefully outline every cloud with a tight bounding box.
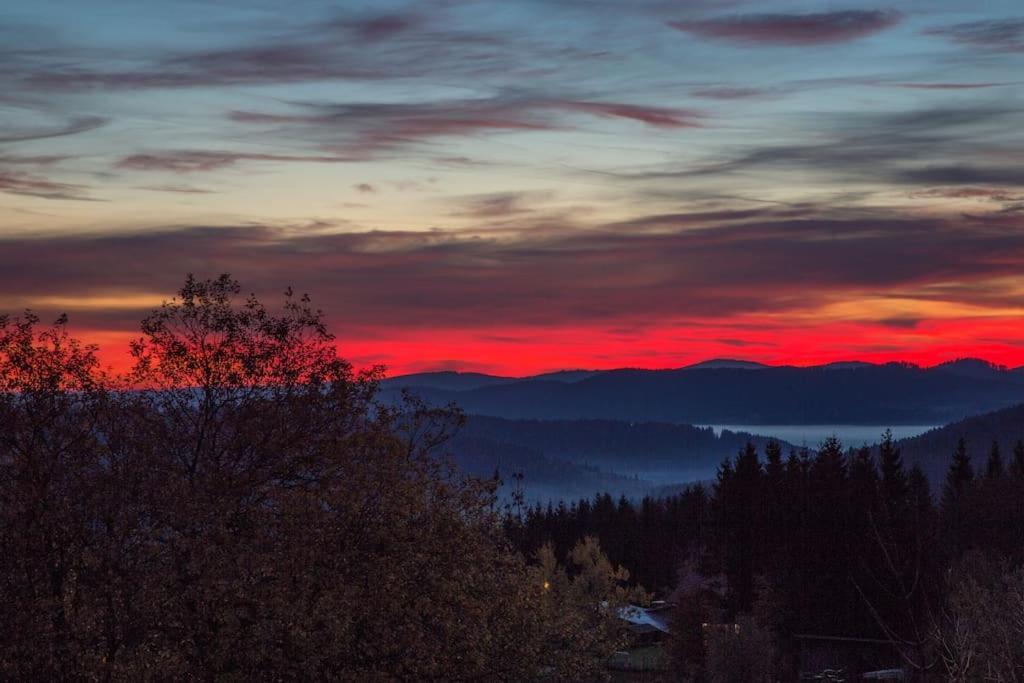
[559,101,701,128]
[336,13,422,42]
[16,14,525,93]
[897,166,1024,187]
[611,105,1024,194]
[909,187,1024,201]
[453,192,543,218]
[6,207,1024,337]
[227,101,553,158]
[669,10,901,45]
[137,184,215,194]
[354,183,376,193]
[116,150,353,173]
[925,18,1024,52]
[689,87,767,99]
[226,97,700,160]
[0,171,94,201]
[0,116,106,143]
[885,82,1012,90]
[0,154,71,165]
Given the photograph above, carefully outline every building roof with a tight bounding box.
[618,604,673,634]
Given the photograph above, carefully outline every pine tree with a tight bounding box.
[986,440,1005,479]
[907,464,933,524]
[943,438,974,505]
[941,438,974,557]
[849,446,879,520]
[812,436,847,484]
[878,428,908,515]
[764,439,784,486]
[1011,440,1024,479]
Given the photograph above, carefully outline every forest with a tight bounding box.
[2,276,1022,680]
[510,436,1024,678]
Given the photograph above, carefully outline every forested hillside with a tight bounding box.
[385,361,1024,425]
[449,416,796,494]
[892,402,1024,485]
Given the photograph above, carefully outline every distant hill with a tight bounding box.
[892,402,1024,486]
[383,359,1024,425]
[446,434,655,503]
[933,358,1008,379]
[383,369,596,392]
[458,415,795,468]
[445,415,798,497]
[380,371,515,392]
[682,358,770,370]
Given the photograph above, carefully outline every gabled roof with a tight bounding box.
[618,604,673,634]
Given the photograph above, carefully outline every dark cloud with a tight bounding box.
[558,101,700,128]
[669,10,901,46]
[925,18,1024,52]
[909,187,1024,201]
[336,13,422,42]
[226,97,699,159]
[5,208,1024,334]
[879,317,921,329]
[116,150,353,173]
[454,192,542,218]
[0,116,106,143]
[354,183,376,193]
[0,154,71,165]
[228,101,551,157]
[16,15,532,93]
[0,171,93,201]
[613,105,1024,193]
[689,87,767,99]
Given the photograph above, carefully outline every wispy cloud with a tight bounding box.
[137,184,215,194]
[925,18,1024,52]
[0,116,106,143]
[610,105,1024,195]
[669,10,902,46]
[0,171,94,201]
[116,150,354,173]
[5,207,1024,331]
[226,97,700,160]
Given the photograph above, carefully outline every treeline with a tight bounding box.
[0,276,641,681]
[509,434,1024,678]
[892,401,1024,485]
[457,415,793,469]
[449,434,654,502]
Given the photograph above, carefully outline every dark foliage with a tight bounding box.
[0,276,629,680]
[511,434,1024,679]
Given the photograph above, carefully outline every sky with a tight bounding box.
[3,0,1024,375]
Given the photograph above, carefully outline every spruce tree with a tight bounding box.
[986,440,1005,479]
[878,428,908,515]
[942,437,974,509]
[1011,440,1024,479]
[941,438,974,557]
[907,464,933,523]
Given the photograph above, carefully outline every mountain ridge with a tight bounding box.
[384,360,1024,426]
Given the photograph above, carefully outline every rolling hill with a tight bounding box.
[892,402,1024,486]
[385,359,1024,425]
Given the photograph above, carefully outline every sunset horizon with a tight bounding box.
[5,1,1024,678]
[6,1,1024,377]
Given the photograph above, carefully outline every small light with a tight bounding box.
[543,580,551,591]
